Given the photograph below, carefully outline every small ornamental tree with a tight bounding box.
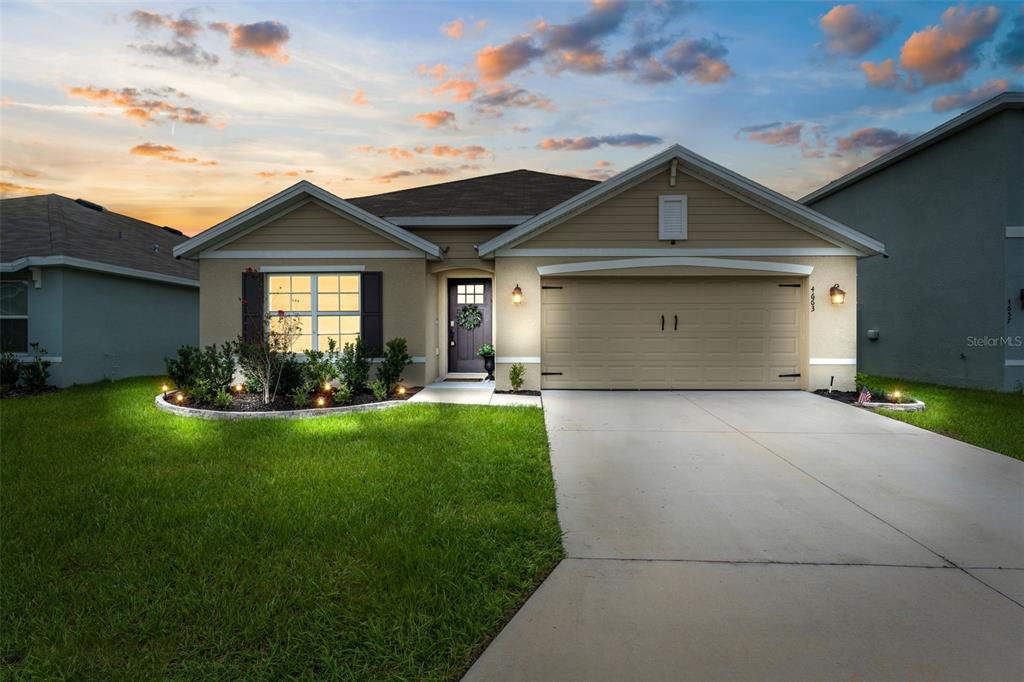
[236,312,305,405]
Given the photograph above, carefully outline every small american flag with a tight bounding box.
[858,387,872,403]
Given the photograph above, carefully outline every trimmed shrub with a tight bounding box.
[509,363,526,392]
[337,336,371,393]
[377,337,411,393]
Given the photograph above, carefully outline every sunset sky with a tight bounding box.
[1,1,1022,235]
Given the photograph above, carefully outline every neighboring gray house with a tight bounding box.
[0,194,198,387]
[804,92,1023,391]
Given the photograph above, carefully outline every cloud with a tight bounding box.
[256,169,314,178]
[350,89,369,106]
[932,78,1014,111]
[996,8,1024,71]
[213,20,291,62]
[127,9,217,66]
[861,58,903,88]
[738,121,804,146]
[537,133,663,150]
[472,84,554,116]
[374,164,484,184]
[476,35,545,82]
[819,4,898,57]
[133,40,219,66]
[1,165,40,179]
[419,63,480,102]
[130,142,217,165]
[357,144,491,161]
[661,38,733,84]
[473,1,732,86]
[0,181,44,197]
[442,19,465,39]
[572,160,616,180]
[834,127,914,153]
[128,9,201,38]
[899,5,1002,86]
[413,110,457,129]
[511,124,531,133]
[66,86,215,126]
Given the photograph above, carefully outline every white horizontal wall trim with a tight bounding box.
[387,215,532,226]
[0,256,198,288]
[496,356,541,364]
[11,354,63,363]
[499,247,860,257]
[370,356,427,364]
[260,265,365,272]
[1006,226,1024,238]
[809,358,857,365]
[200,250,423,259]
[1006,359,1024,367]
[537,256,814,277]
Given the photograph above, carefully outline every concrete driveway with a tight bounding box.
[465,391,1024,681]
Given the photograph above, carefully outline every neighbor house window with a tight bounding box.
[267,274,360,353]
[0,280,28,353]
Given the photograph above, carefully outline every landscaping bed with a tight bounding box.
[0,377,563,679]
[162,386,419,412]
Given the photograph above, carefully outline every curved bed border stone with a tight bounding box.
[856,399,926,412]
[156,393,405,420]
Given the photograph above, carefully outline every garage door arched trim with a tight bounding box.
[536,257,814,277]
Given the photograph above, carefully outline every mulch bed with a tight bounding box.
[0,386,60,400]
[493,390,542,396]
[170,387,420,412]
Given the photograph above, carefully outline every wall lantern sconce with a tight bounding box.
[829,283,846,305]
[512,284,523,305]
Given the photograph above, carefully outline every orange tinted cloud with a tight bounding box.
[66,86,214,126]
[413,110,456,129]
[442,19,465,39]
[213,20,291,62]
[350,89,369,106]
[432,78,479,102]
[130,142,217,165]
[834,127,914,153]
[932,78,1013,111]
[899,5,1001,85]
[819,4,898,57]
[256,169,313,178]
[472,84,554,116]
[128,9,201,38]
[739,122,805,146]
[0,181,44,197]
[861,58,902,88]
[357,144,490,160]
[476,35,543,82]
[374,164,483,184]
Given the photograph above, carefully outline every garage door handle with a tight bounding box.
[661,315,665,331]
[674,314,678,331]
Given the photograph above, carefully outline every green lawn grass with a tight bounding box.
[0,378,563,679]
[864,375,1024,461]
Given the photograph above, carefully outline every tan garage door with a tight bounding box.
[541,277,804,389]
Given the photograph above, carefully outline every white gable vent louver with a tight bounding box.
[658,195,687,241]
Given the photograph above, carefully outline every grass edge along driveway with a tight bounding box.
[864,374,1023,461]
[0,377,563,680]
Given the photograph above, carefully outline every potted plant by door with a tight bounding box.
[478,344,495,381]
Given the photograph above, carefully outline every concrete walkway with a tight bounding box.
[409,380,541,407]
[465,391,1024,681]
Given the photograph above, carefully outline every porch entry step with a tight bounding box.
[444,377,485,383]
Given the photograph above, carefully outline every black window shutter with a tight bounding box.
[361,271,383,355]
[242,271,265,343]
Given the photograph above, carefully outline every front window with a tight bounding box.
[0,280,28,353]
[267,274,360,352]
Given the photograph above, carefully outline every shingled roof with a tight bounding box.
[347,169,599,218]
[0,194,198,282]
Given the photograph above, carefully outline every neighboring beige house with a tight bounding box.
[174,145,885,391]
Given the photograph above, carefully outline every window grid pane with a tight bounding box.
[0,282,28,316]
[269,273,360,352]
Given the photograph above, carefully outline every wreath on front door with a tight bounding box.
[457,304,483,331]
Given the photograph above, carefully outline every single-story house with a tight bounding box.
[174,144,885,392]
[804,91,1023,392]
[0,194,199,387]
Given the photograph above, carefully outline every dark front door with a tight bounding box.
[448,279,492,373]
